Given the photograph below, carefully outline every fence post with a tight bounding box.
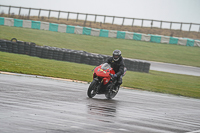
[104,16,106,23]
[58,11,60,20]
[141,19,143,27]
[18,7,21,16]
[85,14,88,23]
[112,16,115,24]
[94,15,97,23]
[189,23,192,32]
[160,21,162,29]
[67,12,70,21]
[38,9,41,18]
[76,13,79,22]
[48,10,51,19]
[170,22,172,30]
[180,23,182,31]
[151,20,153,29]
[8,6,11,15]
[28,8,31,18]
[199,25,200,32]
[132,18,134,26]
[122,17,125,26]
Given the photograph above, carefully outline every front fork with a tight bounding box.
[93,77,102,93]
[109,78,118,92]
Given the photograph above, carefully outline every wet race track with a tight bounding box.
[0,73,200,133]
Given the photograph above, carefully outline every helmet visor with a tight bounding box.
[114,55,120,59]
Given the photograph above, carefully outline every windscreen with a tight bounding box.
[101,63,111,70]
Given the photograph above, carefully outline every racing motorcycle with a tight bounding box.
[87,63,125,99]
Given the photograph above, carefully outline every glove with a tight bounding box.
[112,74,117,78]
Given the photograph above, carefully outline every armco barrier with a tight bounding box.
[1,17,199,47]
[125,32,134,40]
[0,17,4,25]
[0,39,151,73]
[14,19,23,27]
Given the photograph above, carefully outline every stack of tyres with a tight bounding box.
[0,40,7,52]
[129,60,135,71]
[6,41,13,53]
[47,47,54,59]
[88,54,94,65]
[52,47,59,60]
[63,49,71,61]
[12,42,18,54]
[69,50,77,63]
[17,41,25,54]
[138,61,144,72]
[30,43,36,56]
[84,53,91,65]
[93,54,99,66]
[24,42,30,55]
[80,52,86,64]
[143,62,151,73]
[41,46,49,59]
[0,40,3,51]
[102,55,111,63]
[75,51,86,63]
[35,46,43,58]
[123,59,131,70]
[80,52,89,64]
[97,55,104,65]
[0,39,151,72]
[57,48,64,61]
[74,51,80,63]
[132,60,139,72]
[89,54,99,66]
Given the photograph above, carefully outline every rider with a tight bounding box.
[106,50,125,89]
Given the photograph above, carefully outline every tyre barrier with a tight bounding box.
[0,39,151,73]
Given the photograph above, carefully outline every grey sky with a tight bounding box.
[0,0,200,31]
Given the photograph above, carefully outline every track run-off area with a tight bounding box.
[0,73,200,133]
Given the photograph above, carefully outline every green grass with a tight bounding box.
[1,25,200,99]
[0,51,200,99]
[1,25,200,67]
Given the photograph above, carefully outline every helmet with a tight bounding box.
[113,50,121,61]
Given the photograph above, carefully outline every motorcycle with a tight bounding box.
[87,63,125,99]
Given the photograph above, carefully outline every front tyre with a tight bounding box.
[87,80,98,98]
[105,84,119,99]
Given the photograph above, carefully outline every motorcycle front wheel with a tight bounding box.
[87,79,99,98]
[105,84,119,99]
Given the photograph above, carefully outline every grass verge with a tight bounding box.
[0,26,200,67]
[1,51,200,99]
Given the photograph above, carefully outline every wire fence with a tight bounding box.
[0,4,200,32]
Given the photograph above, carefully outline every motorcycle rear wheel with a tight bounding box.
[105,84,119,99]
[87,80,98,98]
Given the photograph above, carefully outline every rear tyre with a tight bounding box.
[87,80,98,98]
[105,84,119,99]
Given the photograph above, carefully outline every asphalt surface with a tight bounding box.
[134,59,200,76]
[149,61,200,76]
[0,73,200,133]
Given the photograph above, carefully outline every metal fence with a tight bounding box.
[0,4,200,32]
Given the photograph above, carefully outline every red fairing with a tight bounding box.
[93,64,115,85]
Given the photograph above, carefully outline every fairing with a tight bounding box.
[93,63,115,85]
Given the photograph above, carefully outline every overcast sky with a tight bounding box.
[1,0,200,31]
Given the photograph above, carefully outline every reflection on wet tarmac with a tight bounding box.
[87,98,118,123]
